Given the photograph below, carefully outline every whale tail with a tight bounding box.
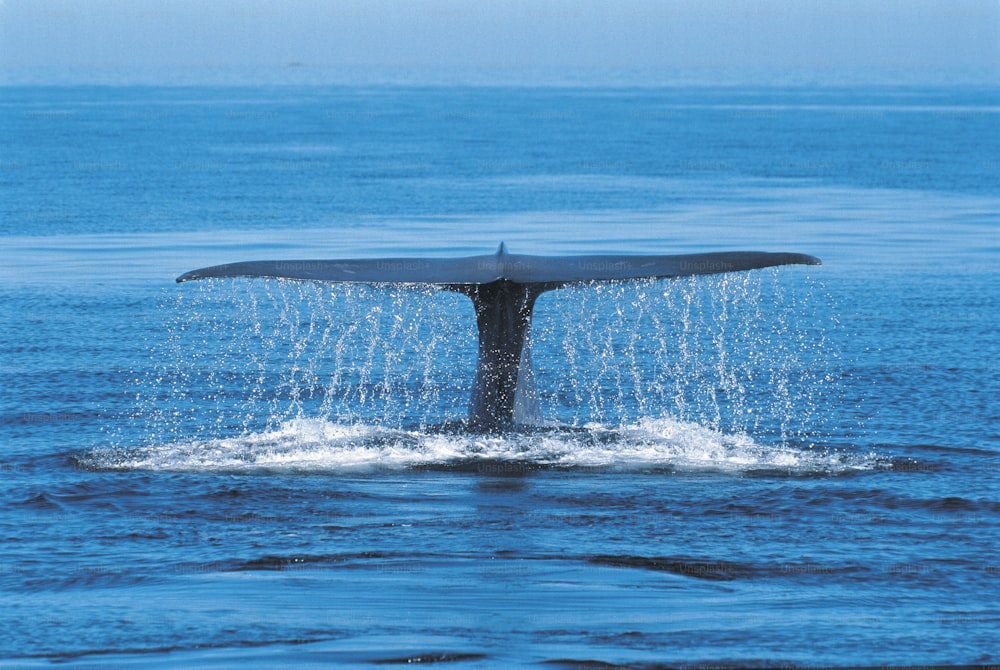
[178,243,821,432]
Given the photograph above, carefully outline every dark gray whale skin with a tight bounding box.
[178,244,820,433]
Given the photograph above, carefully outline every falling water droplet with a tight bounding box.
[103,268,850,472]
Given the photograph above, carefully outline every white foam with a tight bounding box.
[89,417,873,475]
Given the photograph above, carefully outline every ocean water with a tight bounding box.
[1,84,998,668]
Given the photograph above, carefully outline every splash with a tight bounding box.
[87,417,872,474]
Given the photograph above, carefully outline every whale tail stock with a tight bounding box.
[177,243,821,433]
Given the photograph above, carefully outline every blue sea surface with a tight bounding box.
[1,84,998,667]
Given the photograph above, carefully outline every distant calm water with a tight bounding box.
[1,84,998,668]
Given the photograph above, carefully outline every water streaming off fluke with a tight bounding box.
[104,268,848,472]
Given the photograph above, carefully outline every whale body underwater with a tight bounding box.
[177,243,821,433]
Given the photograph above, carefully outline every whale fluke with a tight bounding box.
[176,245,819,286]
[177,244,820,432]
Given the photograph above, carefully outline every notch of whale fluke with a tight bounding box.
[177,244,820,433]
